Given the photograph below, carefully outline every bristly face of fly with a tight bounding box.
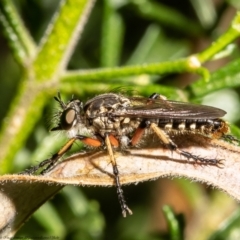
[52,92,229,147]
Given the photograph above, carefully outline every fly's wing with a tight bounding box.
[113,97,226,119]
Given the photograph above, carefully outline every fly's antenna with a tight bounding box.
[54,92,66,109]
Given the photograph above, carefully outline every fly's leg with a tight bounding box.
[105,134,132,217]
[222,134,240,145]
[81,133,132,217]
[148,93,167,101]
[20,135,103,175]
[131,93,223,166]
[150,123,224,167]
[19,138,78,175]
[148,93,173,108]
[19,133,132,216]
[132,92,173,142]
[130,92,169,145]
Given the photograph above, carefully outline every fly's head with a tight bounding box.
[51,93,83,136]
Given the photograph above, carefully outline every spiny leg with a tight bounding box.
[19,137,77,175]
[222,134,240,145]
[150,122,223,167]
[105,134,132,217]
[20,135,103,175]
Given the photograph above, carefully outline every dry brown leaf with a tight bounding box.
[1,135,240,237]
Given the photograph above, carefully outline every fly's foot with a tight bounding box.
[180,150,224,168]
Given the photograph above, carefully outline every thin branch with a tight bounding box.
[197,12,240,62]
[61,58,201,82]
[61,11,240,84]
[33,0,96,82]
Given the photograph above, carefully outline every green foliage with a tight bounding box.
[1,0,240,239]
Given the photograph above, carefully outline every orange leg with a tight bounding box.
[131,127,145,146]
[20,135,103,175]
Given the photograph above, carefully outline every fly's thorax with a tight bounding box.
[83,93,132,135]
[84,93,131,114]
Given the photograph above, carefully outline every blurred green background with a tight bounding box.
[1,0,240,239]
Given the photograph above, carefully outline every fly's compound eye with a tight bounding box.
[60,108,77,130]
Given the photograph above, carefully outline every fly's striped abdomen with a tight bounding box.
[157,118,229,137]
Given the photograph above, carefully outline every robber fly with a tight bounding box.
[22,92,229,217]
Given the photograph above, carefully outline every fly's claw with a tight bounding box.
[122,205,133,218]
[216,159,225,168]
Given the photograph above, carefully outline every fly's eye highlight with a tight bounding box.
[60,108,76,130]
